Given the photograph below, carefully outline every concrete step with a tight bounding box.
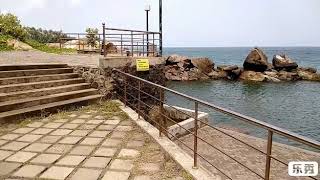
[0,94,103,120]
[0,68,74,78]
[0,89,99,112]
[0,78,85,93]
[0,64,68,71]
[0,83,91,102]
[0,73,79,86]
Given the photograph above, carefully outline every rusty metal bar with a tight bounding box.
[153,33,155,56]
[120,34,123,56]
[265,131,273,180]
[193,101,199,169]
[102,23,107,57]
[105,27,160,34]
[138,81,141,119]
[142,34,145,57]
[131,32,133,57]
[124,75,127,107]
[77,33,80,51]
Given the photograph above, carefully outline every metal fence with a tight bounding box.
[58,33,103,53]
[112,69,320,180]
[102,23,162,57]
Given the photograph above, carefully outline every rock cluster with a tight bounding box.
[164,48,320,82]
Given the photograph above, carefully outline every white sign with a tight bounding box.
[288,161,318,177]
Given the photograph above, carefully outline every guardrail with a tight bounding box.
[58,33,103,53]
[102,23,162,57]
[112,69,320,180]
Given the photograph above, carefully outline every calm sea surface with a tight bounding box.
[163,47,320,145]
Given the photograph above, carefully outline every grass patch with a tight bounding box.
[0,34,14,51]
[25,39,76,54]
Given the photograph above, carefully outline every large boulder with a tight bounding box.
[272,54,298,71]
[166,55,189,65]
[105,42,118,53]
[7,39,33,51]
[243,48,269,72]
[217,65,242,80]
[191,57,214,74]
[277,71,301,81]
[239,71,266,82]
[297,68,320,81]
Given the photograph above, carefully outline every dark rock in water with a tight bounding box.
[243,48,269,72]
[216,65,241,80]
[272,54,298,71]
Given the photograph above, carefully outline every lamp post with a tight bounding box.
[145,4,151,56]
[159,0,163,56]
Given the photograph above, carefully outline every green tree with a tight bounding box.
[85,28,99,48]
[0,13,27,40]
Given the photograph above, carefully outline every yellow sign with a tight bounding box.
[136,59,150,71]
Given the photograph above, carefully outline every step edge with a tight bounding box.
[0,78,85,89]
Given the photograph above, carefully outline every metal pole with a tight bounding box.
[142,34,145,56]
[78,34,80,51]
[131,31,134,56]
[138,81,141,119]
[124,76,127,107]
[159,0,163,56]
[102,23,107,57]
[265,130,273,180]
[159,88,165,137]
[152,33,155,57]
[120,34,123,56]
[146,10,149,56]
[193,102,199,168]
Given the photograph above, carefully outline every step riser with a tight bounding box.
[0,98,100,123]
[0,64,68,71]
[0,79,85,93]
[0,68,74,78]
[0,90,98,112]
[0,74,79,86]
[0,84,90,102]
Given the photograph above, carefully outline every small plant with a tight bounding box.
[0,34,13,51]
[85,27,99,48]
[25,27,67,43]
[25,39,76,54]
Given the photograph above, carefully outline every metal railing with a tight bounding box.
[102,23,162,57]
[58,33,103,53]
[112,69,320,180]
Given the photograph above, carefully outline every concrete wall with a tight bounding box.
[99,56,165,69]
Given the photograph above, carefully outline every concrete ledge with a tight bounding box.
[116,100,220,180]
[99,56,165,69]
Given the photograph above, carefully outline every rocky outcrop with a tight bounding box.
[164,50,320,82]
[105,42,118,53]
[272,54,298,71]
[164,55,214,81]
[243,48,269,72]
[7,39,33,51]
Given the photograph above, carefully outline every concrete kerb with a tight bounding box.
[115,100,220,180]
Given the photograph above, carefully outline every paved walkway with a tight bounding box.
[0,102,187,180]
[0,51,100,67]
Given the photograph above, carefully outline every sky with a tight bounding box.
[1,0,320,47]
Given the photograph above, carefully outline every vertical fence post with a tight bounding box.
[265,130,273,180]
[102,23,107,57]
[193,101,199,169]
[77,34,80,51]
[138,81,141,119]
[120,34,123,56]
[136,42,139,56]
[152,33,155,57]
[131,31,134,57]
[159,88,165,137]
[124,75,127,107]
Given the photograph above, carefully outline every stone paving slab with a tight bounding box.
[0,102,188,180]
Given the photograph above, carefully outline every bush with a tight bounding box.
[25,27,67,43]
[25,39,75,54]
[0,34,14,51]
[86,28,99,48]
[0,13,27,40]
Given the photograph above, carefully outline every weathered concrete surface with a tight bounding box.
[118,100,220,180]
[178,126,320,180]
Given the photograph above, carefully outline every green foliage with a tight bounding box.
[25,27,67,43]
[0,34,14,51]
[0,13,27,40]
[25,39,75,54]
[85,28,99,48]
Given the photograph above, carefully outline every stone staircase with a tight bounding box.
[0,64,103,121]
